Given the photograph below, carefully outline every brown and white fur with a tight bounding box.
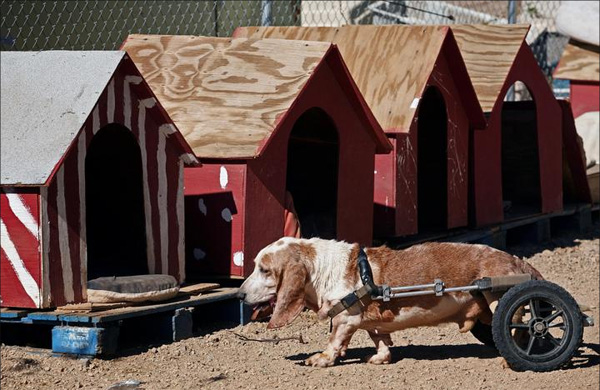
[238,237,543,367]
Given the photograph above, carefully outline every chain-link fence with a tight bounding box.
[1,1,569,79]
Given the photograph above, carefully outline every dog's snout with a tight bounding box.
[236,290,246,301]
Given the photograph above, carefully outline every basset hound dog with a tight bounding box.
[238,237,543,367]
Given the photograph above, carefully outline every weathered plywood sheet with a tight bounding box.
[236,25,448,132]
[123,35,330,158]
[451,24,530,112]
[554,41,600,82]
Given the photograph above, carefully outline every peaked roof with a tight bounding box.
[554,40,600,82]
[122,35,329,158]
[1,51,126,186]
[451,24,531,112]
[234,25,485,133]
[1,51,196,187]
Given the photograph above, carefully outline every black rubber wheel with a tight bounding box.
[470,320,496,349]
[492,280,583,372]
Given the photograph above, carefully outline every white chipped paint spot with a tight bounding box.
[374,170,378,174]
[193,248,206,260]
[219,166,229,189]
[140,98,157,109]
[159,123,177,135]
[410,98,420,109]
[233,251,244,267]
[198,199,207,216]
[385,196,389,207]
[221,208,233,222]
[125,75,143,85]
[181,153,198,165]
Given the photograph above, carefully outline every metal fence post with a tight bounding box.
[506,0,518,101]
[261,0,272,27]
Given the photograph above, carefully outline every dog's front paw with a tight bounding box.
[305,352,336,367]
[365,351,391,365]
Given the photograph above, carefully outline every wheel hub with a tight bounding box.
[530,319,548,337]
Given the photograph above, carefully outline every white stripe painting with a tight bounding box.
[5,193,39,239]
[56,166,75,302]
[77,127,88,300]
[177,160,185,282]
[157,129,169,274]
[138,96,156,273]
[107,78,115,123]
[39,187,52,306]
[0,219,40,306]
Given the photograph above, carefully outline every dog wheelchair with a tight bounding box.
[327,251,594,372]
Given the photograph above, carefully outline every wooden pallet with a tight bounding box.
[376,202,594,250]
[1,285,245,357]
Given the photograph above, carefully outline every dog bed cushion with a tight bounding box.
[87,275,179,303]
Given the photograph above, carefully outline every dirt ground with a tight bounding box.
[2,223,599,390]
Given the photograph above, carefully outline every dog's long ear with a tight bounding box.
[268,261,307,329]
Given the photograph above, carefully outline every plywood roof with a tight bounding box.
[122,35,332,158]
[1,51,125,186]
[235,25,485,132]
[451,24,530,112]
[554,40,600,82]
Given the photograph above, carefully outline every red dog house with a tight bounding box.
[234,25,486,237]
[554,41,600,118]
[122,35,390,278]
[453,24,563,226]
[0,51,197,309]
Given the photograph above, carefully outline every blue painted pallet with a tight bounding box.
[2,287,243,357]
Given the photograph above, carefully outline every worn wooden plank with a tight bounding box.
[235,25,448,133]
[451,24,530,112]
[88,287,238,324]
[178,282,220,295]
[554,41,600,82]
[55,302,130,313]
[122,35,330,158]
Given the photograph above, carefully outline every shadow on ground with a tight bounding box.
[287,343,499,366]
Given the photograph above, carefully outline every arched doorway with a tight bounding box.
[417,86,448,232]
[286,108,339,239]
[85,124,148,280]
[501,81,541,219]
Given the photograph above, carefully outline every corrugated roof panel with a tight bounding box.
[1,51,125,186]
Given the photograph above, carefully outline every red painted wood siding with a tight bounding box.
[0,191,42,308]
[472,43,563,227]
[374,50,470,237]
[184,56,379,278]
[2,56,187,308]
[184,164,246,278]
[570,82,600,119]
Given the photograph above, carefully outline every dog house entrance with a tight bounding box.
[286,108,339,239]
[86,124,148,280]
[417,87,448,232]
[501,84,541,219]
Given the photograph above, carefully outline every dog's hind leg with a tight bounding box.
[365,331,393,364]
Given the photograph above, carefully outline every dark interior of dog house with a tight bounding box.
[501,100,542,219]
[86,124,148,280]
[286,107,339,239]
[417,87,448,232]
